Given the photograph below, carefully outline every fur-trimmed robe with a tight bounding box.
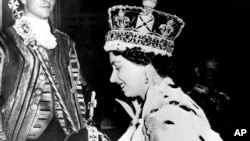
[118,78,223,141]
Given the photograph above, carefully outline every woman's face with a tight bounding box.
[21,0,56,19]
[109,52,149,99]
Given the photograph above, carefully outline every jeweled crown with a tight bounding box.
[104,0,185,56]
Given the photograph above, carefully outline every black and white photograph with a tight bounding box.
[0,0,249,141]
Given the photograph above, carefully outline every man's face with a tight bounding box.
[199,59,219,87]
[21,0,56,19]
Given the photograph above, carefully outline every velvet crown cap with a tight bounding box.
[104,0,185,56]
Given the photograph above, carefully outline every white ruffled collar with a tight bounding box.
[13,16,57,49]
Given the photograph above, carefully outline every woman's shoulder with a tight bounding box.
[143,86,222,141]
[145,80,211,129]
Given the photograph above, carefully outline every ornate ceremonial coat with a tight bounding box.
[117,78,223,141]
[0,25,87,141]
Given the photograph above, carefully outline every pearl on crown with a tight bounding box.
[142,0,157,9]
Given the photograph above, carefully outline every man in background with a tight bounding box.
[187,56,231,139]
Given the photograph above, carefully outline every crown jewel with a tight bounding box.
[104,0,185,56]
[142,0,157,9]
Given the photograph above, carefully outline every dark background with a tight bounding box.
[57,0,249,140]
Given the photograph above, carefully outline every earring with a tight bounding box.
[145,75,149,84]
